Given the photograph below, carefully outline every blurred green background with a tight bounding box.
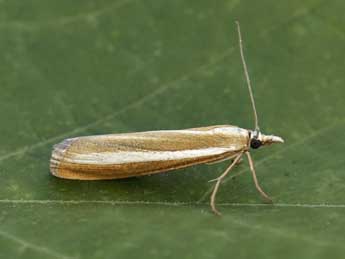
[1,0,345,258]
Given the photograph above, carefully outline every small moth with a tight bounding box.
[50,22,284,215]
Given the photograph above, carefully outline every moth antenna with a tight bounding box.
[235,21,260,134]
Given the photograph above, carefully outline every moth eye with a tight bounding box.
[250,138,262,149]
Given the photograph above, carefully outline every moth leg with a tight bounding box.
[208,154,241,183]
[210,153,243,216]
[235,157,243,165]
[206,154,238,165]
[245,151,273,203]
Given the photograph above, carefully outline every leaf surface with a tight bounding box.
[1,0,345,258]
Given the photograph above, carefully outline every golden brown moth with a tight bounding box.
[50,21,284,215]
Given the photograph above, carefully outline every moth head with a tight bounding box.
[250,131,284,149]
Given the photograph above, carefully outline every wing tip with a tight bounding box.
[50,138,75,177]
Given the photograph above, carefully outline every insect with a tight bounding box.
[50,21,284,215]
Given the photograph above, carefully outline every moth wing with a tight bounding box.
[50,125,248,180]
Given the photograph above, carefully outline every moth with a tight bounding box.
[50,22,284,215]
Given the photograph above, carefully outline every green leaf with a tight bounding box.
[1,0,345,258]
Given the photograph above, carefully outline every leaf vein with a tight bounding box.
[0,0,135,31]
[1,199,345,208]
[0,48,234,163]
[0,229,76,259]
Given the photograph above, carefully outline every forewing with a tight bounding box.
[50,125,248,180]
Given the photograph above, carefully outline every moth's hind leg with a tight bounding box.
[209,153,243,216]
